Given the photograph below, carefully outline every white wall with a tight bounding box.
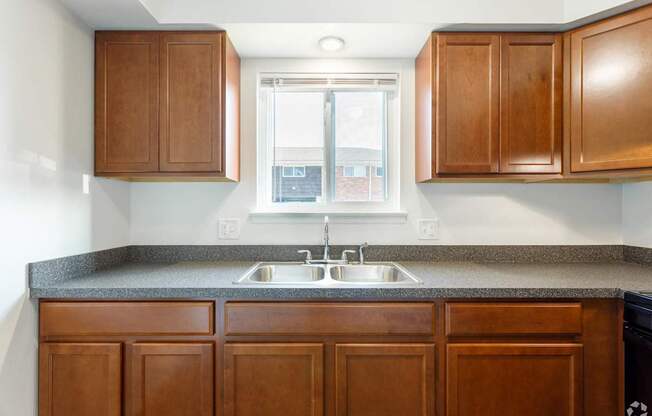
[130,58,624,246]
[623,183,652,248]
[0,0,131,414]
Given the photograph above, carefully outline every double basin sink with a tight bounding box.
[235,262,422,286]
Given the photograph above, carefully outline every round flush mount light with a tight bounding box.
[319,36,345,52]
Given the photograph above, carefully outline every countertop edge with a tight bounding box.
[29,287,624,300]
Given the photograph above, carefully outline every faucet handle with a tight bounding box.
[297,250,313,263]
[358,242,368,264]
[341,250,356,263]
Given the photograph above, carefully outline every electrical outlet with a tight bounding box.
[218,218,240,240]
[82,174,91,194]
[418,219,439,240]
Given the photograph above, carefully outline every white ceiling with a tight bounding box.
[61,0,649,58]
[221,23,435,58]
[144,0,564,24]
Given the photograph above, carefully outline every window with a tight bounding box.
[342,166,367,177]
[282,166,306,177]
[257,73,399,212]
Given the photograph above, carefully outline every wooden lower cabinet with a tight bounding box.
[39,343,121,416]
[446,343,583,416]
[128,343,214,416]
[223,343,324,416]
[335,344,435,416]
[37,300,620,416]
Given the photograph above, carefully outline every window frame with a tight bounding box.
[256,73,400,214]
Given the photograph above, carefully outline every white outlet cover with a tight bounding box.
[218,218,241,240]
[417,219,439,240]
[82,174,91,194]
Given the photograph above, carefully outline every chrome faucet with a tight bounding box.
[322,216,330,261]
[296,217,363,265]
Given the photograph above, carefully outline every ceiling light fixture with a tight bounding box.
[319,36,345,52]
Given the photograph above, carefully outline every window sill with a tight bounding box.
[248,210,408,224]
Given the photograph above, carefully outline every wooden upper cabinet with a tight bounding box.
[224,343,324,416]
[95,31,240,181]
[447,343,583,416]
[128,343,214,416]
[416,32,562,180]
[335,344,435,416]
[415,35,435,182]
[39,343,121,416]
[569,6,652,172]
[501,34,562,173]
[436,34,501,174]
[95,32,159,173]
[159,32,222,173]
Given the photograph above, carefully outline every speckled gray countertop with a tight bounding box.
[29,260,652,299]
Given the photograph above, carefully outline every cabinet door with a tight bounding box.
[39,343,121,416]
[335,344,435,416]
[224,343,324,416]
[160,32,223,173]
[500,34,562,173]
[128,343,213,416]
[447,343,582,416]
[436,34,500,174]
[570,6,652,172]
[95,32,159,173]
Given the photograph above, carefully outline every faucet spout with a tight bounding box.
[323,216,330,261]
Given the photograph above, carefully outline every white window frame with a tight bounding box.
[256,72,401,215]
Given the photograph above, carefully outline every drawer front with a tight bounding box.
[446,302,582,336]
[40,301,214,337]
[225,302,435,336]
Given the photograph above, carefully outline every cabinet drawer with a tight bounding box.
[225,302,435,336]
[40,301,214,337]
[445,302,582,336]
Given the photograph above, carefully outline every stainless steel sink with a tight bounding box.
[330,264,420,284]
[235,220,422,286]
[235,262,421,286]
[235,263,325,284]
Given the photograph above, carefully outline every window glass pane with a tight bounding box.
[333,91,386,201]
[272,92,324,203]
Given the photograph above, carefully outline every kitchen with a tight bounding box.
[2,0,652,415]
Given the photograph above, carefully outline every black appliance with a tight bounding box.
[624,291,652,416]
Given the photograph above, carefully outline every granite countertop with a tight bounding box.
[29,260,652,299]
